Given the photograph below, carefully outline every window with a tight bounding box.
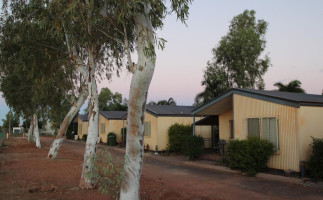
[246,117,279,151]
[229,120,234,139]
[101,123,105,133]
[144,122,151,137]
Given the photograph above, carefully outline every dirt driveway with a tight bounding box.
[1,137,322,200]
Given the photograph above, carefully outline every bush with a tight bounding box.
[168,123,192,153]
[307,137,323,182]
[227,137,274,176]
[182,135,204,160]
[88,149,124,199]
[82,134,87,141]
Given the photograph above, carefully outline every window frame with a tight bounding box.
[101,123,105,134]
[246,117,280,152]
[144,122,151,137]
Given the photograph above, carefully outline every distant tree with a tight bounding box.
[195,10,270,105]
[2,111,20,132]
[149,98,177,106]
[274,80,305,93]
[98,88,127,111]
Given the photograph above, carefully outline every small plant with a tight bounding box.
[182,135,204,160]
[88,149,124,199]
[227,137,274,176]
[307,137,323,182]
[168,123,192,153]
[82,134,87,141]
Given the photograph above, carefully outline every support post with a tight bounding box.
[122,119,125,146]
[193,114,196,136]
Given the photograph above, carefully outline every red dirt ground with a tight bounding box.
[0,137,210,200]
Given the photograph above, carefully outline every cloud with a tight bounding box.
[320,69,323,73]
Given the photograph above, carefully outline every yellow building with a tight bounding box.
[192,88,323,172]
[76,106,211,149]
[143,105,210,151]
[99,111,127,143]
[77,114,88,139]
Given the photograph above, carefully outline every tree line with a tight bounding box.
[0,0,191,199]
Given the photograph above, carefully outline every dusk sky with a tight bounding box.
[1,0,323,125]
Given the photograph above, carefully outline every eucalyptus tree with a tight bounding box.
[95,1,193,199]
[47,0,128,187]
[0,0,74,148]
[196,10,270,105]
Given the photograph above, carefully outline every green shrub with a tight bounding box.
[182,135,204,160]
[168,123,192,153]
[227,137,274,176]
[82,134,87,141]
[307,137,323,182]
[88,149,124,199]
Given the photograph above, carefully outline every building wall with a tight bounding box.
[298,106,323,161]
[98,114,109,143]
[219,110,233,141]
[107,119,125,143]
[98,114,126,144]
[233,94,299,171]
[77,118,89,139]
[143,112,158,150]
[152,116,208,151]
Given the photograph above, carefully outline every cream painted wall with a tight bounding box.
[98,114,126,144]
[233,94,299,171]
[219,110,233,141]
[77,118,89,139]
[143,112,158,150]
[98,114,109,143]
[298,106,323,161]
[107,119,125,143]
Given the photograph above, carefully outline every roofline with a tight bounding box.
[99,111,127,120]
[145,109,195,117]
[300,102,323,107]
[192,89,302,115]
[192,90,235,114]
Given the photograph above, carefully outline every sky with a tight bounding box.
[1,0,323,125]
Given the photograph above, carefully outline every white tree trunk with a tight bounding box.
[33,114,41,148]
[48,86,88,159]
[79,51,99,188]
[120,6,155,200]
[28,121,34,143]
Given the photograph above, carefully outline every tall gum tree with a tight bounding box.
[117,1,193,199]
[48,0,127,187]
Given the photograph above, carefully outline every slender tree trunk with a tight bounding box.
[28,120,34,143]
[79,51,99,188]
[120,6,155,200]
[48,86,88,159]
[33,114,41,148]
